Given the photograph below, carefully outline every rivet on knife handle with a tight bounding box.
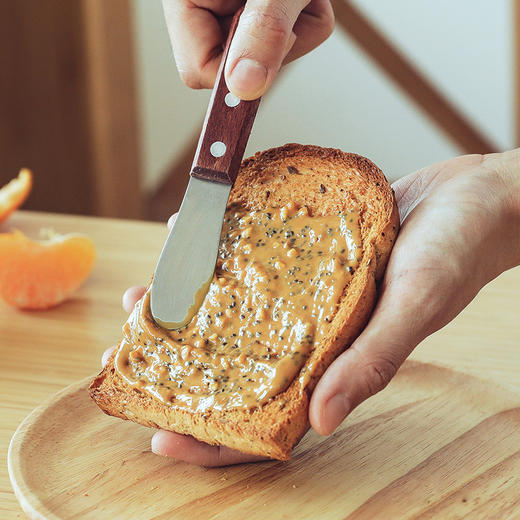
[191,8,261,186]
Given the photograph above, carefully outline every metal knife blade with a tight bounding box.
[150,176,231,329]
[150,8,261,329]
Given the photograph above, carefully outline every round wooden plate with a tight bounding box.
[8,361,520,520]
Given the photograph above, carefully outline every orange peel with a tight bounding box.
[0,168,33,224]
[0,229,96,309]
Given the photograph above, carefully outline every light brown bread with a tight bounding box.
[89,144,399,461]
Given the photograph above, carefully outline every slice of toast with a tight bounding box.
[89,144,399,461]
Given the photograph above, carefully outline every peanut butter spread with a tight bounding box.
[115,202,362,412]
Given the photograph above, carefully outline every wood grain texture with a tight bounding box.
[191,10,261,185]
[9,362,520,520]
[1,211,519,518]
[147,136,193,220]
[332,0,498,155]
[0,1,95,215]
[0,1,142,219]
[81,0,143,219]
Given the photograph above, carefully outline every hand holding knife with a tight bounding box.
[151,9,261,329]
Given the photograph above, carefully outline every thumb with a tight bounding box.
[309,272,448,436]
[225,1,306,100]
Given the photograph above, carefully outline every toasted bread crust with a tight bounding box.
[89,144,399,461]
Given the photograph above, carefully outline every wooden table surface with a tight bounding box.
[1,211,519,519]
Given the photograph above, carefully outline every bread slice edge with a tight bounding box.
[89,144,400,461]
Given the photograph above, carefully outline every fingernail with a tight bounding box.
[228,59,267,99]
[151,431,165,456]
[322,393,351,434]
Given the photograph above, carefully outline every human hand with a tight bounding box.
[309,150,520,434]
[103,215,266,466]
[161,0,334,100]
[104,150,520,465]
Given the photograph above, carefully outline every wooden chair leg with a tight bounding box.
[82,0,143,219]
[147,135,194,221]
[0,1,96,216]
[0,0,142,219]
[332,0,498,154]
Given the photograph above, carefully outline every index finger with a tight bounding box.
[162,0,243,89]
[151,429,269,466]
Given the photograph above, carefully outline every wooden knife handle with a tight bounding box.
[190,8,261,186]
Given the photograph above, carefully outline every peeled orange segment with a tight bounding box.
[0,229,96,309]
[0,169,33,224]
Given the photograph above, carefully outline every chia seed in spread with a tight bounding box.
[115,202,362,412]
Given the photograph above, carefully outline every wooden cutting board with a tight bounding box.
[8,360,520,519]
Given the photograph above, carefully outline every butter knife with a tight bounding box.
[151,9,261,329]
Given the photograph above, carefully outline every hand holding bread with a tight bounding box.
[91,145,399,461]
[96,148,520,466]
[90,1,520,467]
[310,150,520,435]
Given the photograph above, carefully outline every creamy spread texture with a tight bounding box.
[115,202,362,412]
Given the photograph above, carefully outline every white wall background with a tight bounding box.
[131,0,513,191]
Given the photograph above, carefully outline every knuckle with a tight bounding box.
[321,11,335,38]
[304,1,335,40]
[178,69,203,90]
[361,356,399,397]
[244,5,291,44]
